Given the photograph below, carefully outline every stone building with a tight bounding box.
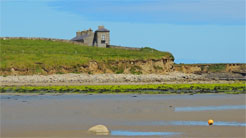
[71,26,110,48]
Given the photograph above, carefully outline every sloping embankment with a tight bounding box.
[0,37,174,75]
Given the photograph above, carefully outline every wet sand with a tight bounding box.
[0,94,245,138]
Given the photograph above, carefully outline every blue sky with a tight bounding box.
[1,0,245,63]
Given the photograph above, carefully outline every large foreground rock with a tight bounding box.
[88,124,110,135]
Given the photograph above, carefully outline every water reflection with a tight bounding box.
[111,131,181,136]
[123,121,246,127]
[175,105,246,112]
[153,121,246,127]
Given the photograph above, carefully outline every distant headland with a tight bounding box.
[0,37,245,85]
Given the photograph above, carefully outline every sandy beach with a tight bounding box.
[1,94,245,138]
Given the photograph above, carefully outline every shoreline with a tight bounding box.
[1,83,245,94]
[0,80,239,86]
[1,72,245,86]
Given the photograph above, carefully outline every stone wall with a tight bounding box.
[0,37,141,51]
[109,45,141,50]
[84,32,94,46]
[0,37,86,46]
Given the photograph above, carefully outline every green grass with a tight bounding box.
[130,65,142,74]
[208,64,226,72]
[1,83,245,94]
[0,39,173,74]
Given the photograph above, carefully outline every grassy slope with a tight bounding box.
[175,64,227,72]
[0,39,173,71]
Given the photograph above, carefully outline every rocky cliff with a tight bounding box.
[1,57,174,75]
[174,64,246,74]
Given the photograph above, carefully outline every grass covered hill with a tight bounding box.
[0,38,174,74]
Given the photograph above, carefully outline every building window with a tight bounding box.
[102,34,105,40]
[101,34,106,44]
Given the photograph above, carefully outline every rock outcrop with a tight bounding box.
[0,57,175,75]
[88,124,110,135]
[174,64,245,74]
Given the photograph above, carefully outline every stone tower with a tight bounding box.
[94,26,110,48]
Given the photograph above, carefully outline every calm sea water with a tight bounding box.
[175,105,246,112]
[1,94,245,137]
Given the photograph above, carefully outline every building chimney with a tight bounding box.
[98,25,104,30]
[81,30,87,36]
[76,31,81,36]
[88,28,93,35]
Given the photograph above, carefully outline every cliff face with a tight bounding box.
[2,59,245,76]
[174,64,246,74]
[87,57,174,74]
[1,57,174,75]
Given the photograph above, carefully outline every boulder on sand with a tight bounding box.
[88,124,110,135]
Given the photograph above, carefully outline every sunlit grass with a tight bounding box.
[1,82,245,94]
[0,39,173,74]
